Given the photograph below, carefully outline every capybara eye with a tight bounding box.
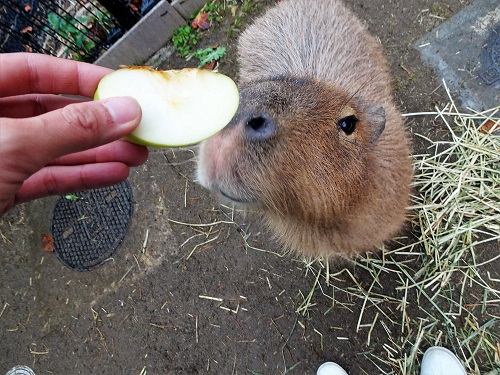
[338,115,358,135]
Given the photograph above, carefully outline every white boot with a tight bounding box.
[316,362,349,375]
[5,366,36,375]
[421,346,467,375]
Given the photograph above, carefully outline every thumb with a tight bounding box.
[17,96,141,170]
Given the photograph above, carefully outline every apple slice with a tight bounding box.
[94,67,239,147]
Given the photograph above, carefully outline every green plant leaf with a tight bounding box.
[172,24,199,57]
[194,46,226,68]
[47,12,60,28]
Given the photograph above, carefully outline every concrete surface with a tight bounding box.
[416,0,500,110]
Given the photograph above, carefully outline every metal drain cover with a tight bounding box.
[415,0,499,110]
[478,26,500,85]
[51,180,134,271]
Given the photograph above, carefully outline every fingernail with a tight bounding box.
[103,97,141,126]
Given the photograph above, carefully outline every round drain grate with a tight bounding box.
[51,180,134,271]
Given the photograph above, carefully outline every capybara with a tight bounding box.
[197,0,413,258]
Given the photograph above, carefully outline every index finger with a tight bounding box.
[0,52,112,98]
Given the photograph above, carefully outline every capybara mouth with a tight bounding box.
[218,188,254,204]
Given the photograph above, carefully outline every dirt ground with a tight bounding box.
[1,0,498,374]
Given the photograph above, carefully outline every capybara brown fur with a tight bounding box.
[197,0,413,258]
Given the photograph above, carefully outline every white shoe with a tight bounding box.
[5,366,36,375]
[317,362,349,375]
[421,346,466,375]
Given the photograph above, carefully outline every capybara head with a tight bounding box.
[197,76,403,257]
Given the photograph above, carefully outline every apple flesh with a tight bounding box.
[94,67,239,147]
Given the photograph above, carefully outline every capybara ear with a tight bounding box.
[360,101,386,142]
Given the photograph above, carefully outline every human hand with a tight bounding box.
[0,53,149,216]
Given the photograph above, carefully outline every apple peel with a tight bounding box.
[94,67,239,147]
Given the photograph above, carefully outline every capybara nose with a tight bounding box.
[244,113,276,141]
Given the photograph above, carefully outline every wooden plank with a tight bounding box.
[171,0,207,20]
[95,1,185,69]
